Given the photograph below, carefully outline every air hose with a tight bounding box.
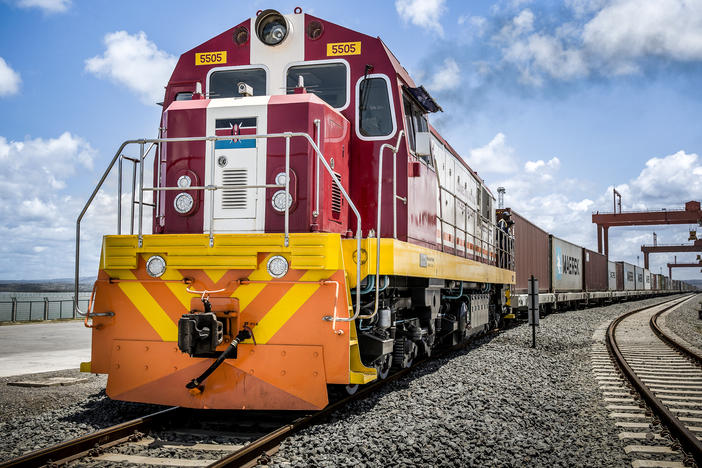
[185,325,255,389]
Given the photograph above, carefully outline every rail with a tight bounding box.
[74,133,363,323]
[606,295,702,465]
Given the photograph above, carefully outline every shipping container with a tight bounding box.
[644,268,652,291]
[498,208,550,293]
[617,261,636,290]
[550,235,584,292]
[651,274,658,291]
[608,261,617,290]
[584,248,608,291]
[634,266,645,291]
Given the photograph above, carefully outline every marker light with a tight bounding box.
[177,175,192,188]
[255,9,288,46]
[271,190,293,212]
[267,255,289,278]
[174,192,194,214]
[275,172,288,186]
[146,255,166,278]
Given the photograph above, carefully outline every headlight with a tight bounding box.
[255,9,288,46]
[271,190,293,212]
[174,192,194,214]
[177,175,192,188]
[267,255,289,278]
[146,255,166,278]
[275,172,288,186]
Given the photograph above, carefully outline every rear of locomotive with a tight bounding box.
[78,8,515,411]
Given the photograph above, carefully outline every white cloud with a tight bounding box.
[0,57,21,97]
[85,31,177,105]
[524,157,560,177]
[16,0,70,13]
[496,0,702,85]
[583,0,702,65]
[628,150,702,208]
[395,0,447,36]
[466,133,518,174]
[428,58,460,92]
[458,15,487,37]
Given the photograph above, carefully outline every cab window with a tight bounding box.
[209,68,266,98]
[358,77,393,137]
[286,63,347,108]
[403,95,429,161]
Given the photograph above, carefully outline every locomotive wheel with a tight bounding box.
[392,338,416,369]
[376,353,392,379]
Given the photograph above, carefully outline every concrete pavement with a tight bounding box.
[0,321,91,377]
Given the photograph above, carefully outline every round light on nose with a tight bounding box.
[267,255,289,278]
[271,190,293,212]
[174,192,194,214]
[255,9,288,46]
[146,255,166,278]
[177,175,192,188]
[275,172,288,186]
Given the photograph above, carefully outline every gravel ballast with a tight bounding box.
[267,295,683,467]
[0,295,685,466]
[664,293,702,350]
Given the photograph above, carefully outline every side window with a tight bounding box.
[175,92,193,101]
[403,95,429,162]
[209,68,267,98]
[286,63,348,109]
[358,77,394,138]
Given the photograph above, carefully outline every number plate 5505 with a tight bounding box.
[326,42,361,57]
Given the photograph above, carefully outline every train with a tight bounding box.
[77,8,694,412]
[497,208,695,314]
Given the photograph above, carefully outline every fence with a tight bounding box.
[0,294,91,322]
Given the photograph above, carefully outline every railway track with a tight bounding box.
[1,350,427,468]
[606,294,702,466]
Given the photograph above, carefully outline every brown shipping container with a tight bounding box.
[584,249,608,291]
[616,262,624,290]
[498,208,550,293]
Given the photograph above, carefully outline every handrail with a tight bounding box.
[360,130,404,322]
[75,132,364,323]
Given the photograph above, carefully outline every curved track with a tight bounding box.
[607,294,702,465]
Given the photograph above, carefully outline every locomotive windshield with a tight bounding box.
[209,68,267,98]
[286,62,348,108]
[358,77,393,137]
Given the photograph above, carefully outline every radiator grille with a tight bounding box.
[221,169,247,209]
[331,172,342,215]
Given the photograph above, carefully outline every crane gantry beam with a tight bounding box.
[592,200,702,256]
[641,240,702,269]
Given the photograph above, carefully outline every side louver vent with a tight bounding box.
[331,172,342,215]
[222,169,247,209]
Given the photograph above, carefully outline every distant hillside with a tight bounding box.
[685,279,702,290]
[0,277,95,292]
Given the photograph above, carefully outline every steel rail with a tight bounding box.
[0,407,178,468]
[650,299,702,364]
[606,294,702,465]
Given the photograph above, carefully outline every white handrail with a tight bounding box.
[75,132,364,322]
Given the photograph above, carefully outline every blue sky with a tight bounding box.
[1,0,701,280]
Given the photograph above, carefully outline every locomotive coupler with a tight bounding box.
[185,325,256,390]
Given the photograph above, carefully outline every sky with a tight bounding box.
[1,0,701,280]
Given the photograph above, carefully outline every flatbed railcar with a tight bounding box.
[76,8,515,411]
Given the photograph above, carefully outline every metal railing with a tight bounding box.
[1,295,91,322]
[74,132,363,322]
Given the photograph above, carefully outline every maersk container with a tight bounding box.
[498,208,550,293]
[608,261,617,290]
[634,266,645,290]
[617,261,636,290]
[644,269,651,290]
[584,248,608,291]
[550,235,584,292]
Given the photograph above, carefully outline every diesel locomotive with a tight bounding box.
[78,8,516,410]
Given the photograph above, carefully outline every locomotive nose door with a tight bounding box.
[205,99,268,233]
